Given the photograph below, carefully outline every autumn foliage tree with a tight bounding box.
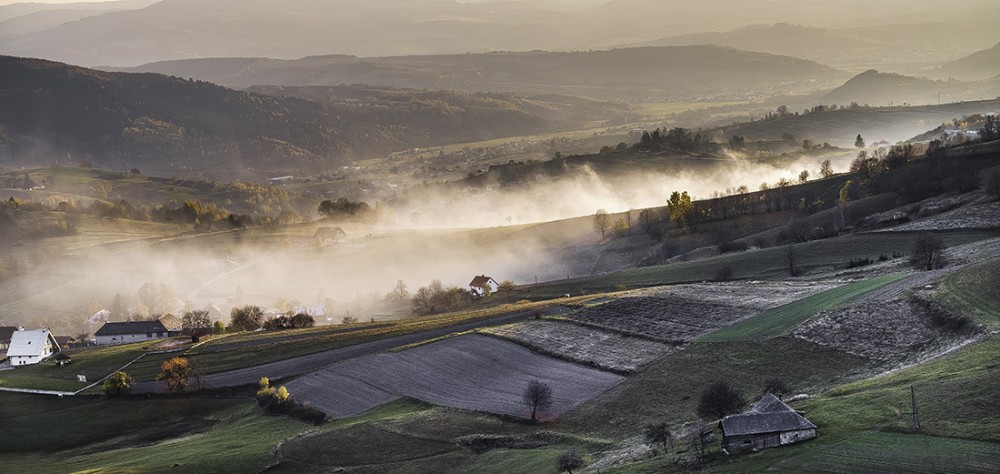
[157,357,194,393]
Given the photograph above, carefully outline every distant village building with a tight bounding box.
[0,326,18,359]
[54,335,79,349]
[313,226,347,246]
[203,304,225,323]
[94,316,183,345]
[720,393,817,454]
[6,329,61,366]
[469,275,500,297]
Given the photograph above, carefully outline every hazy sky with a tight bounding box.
[0,0,109,4]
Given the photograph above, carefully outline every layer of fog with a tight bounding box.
[388,152,857,229]
[0,149,852,333]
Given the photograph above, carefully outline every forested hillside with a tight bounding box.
[0,57,623,176]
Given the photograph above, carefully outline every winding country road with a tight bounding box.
[132,309,540,394]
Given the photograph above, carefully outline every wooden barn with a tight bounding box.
[720,393,816,454]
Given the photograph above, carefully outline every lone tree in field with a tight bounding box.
[556,448,584,474]
[784,244,798,276]
[157,357,194,393]
[523,380,553,423]
[819,159,834,179]
[696,379,746,421]
[985,170,1000,201]
[229,305,264,332]
[855,134,866,148]
[594,209,611,238]
[102,371,134,397]
[644,422,674,453]
[910,233,947,271]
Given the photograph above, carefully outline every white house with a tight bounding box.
[469,275,500,297]
[6,329,61,366]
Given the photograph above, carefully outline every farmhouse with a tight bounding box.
[469,275,499,297]
[6,329,61,366]
[94,316,183,345]
[314,226,347,246]
[720,393,817,454]
[54,335,79,349]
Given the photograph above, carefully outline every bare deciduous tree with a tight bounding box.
[523,380,553,422]
[910,233,946,271]
[594,209,610,238]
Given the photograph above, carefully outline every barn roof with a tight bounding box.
[95,320,168,336]
[158,314,183,331]
[0,326,18,343]
[751,393,794,414]
[722,411,816,437]
[54,336,77,346]
[469,275,495,287]
[7,329,60,357]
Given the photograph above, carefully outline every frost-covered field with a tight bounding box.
[480,320,675,372]
[287,334,623,419]
[568,282,836,341]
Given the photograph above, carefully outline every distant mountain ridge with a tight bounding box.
[627,22,998,70]
[110,45,846,101]
[939,42,1000,80]
[0,56,624,176]
[821,70,1000,107]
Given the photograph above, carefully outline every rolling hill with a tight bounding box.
[939,41,1000,81]
[111,46,847,101]
[0,57,624,176]
[713,99,1000,146]
[821,70,1000,107]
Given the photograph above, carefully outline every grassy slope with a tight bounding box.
[698,274,906,342]
[523,230,999,298]
[0,342,146,391]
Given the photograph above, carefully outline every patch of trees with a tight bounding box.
[635,127,715,153]
[230,305,265,332]
[411,280,472,315]
[317,197,380,222]
[181,310,211,336]
[263,313,315,330]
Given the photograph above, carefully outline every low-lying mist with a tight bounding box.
[0,151,856,334]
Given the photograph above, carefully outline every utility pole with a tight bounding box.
[911,385,920,431]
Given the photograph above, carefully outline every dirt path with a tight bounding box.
[131,310,535,394]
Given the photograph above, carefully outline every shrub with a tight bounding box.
[762,377,791,396]
[717,240,748,254]
[102,371,134,397]
[713,266,734,282]
[557,448,584,474]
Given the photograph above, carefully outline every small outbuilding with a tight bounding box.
[313,226,347,246]
[6,329,61,366]
[720,393,817,454]
[469,275,499,297]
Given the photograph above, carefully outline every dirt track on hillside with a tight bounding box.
[132,311,536,394]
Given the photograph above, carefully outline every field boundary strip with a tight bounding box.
[696,274,906,342]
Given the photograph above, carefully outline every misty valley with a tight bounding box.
[1,1,1000,473]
